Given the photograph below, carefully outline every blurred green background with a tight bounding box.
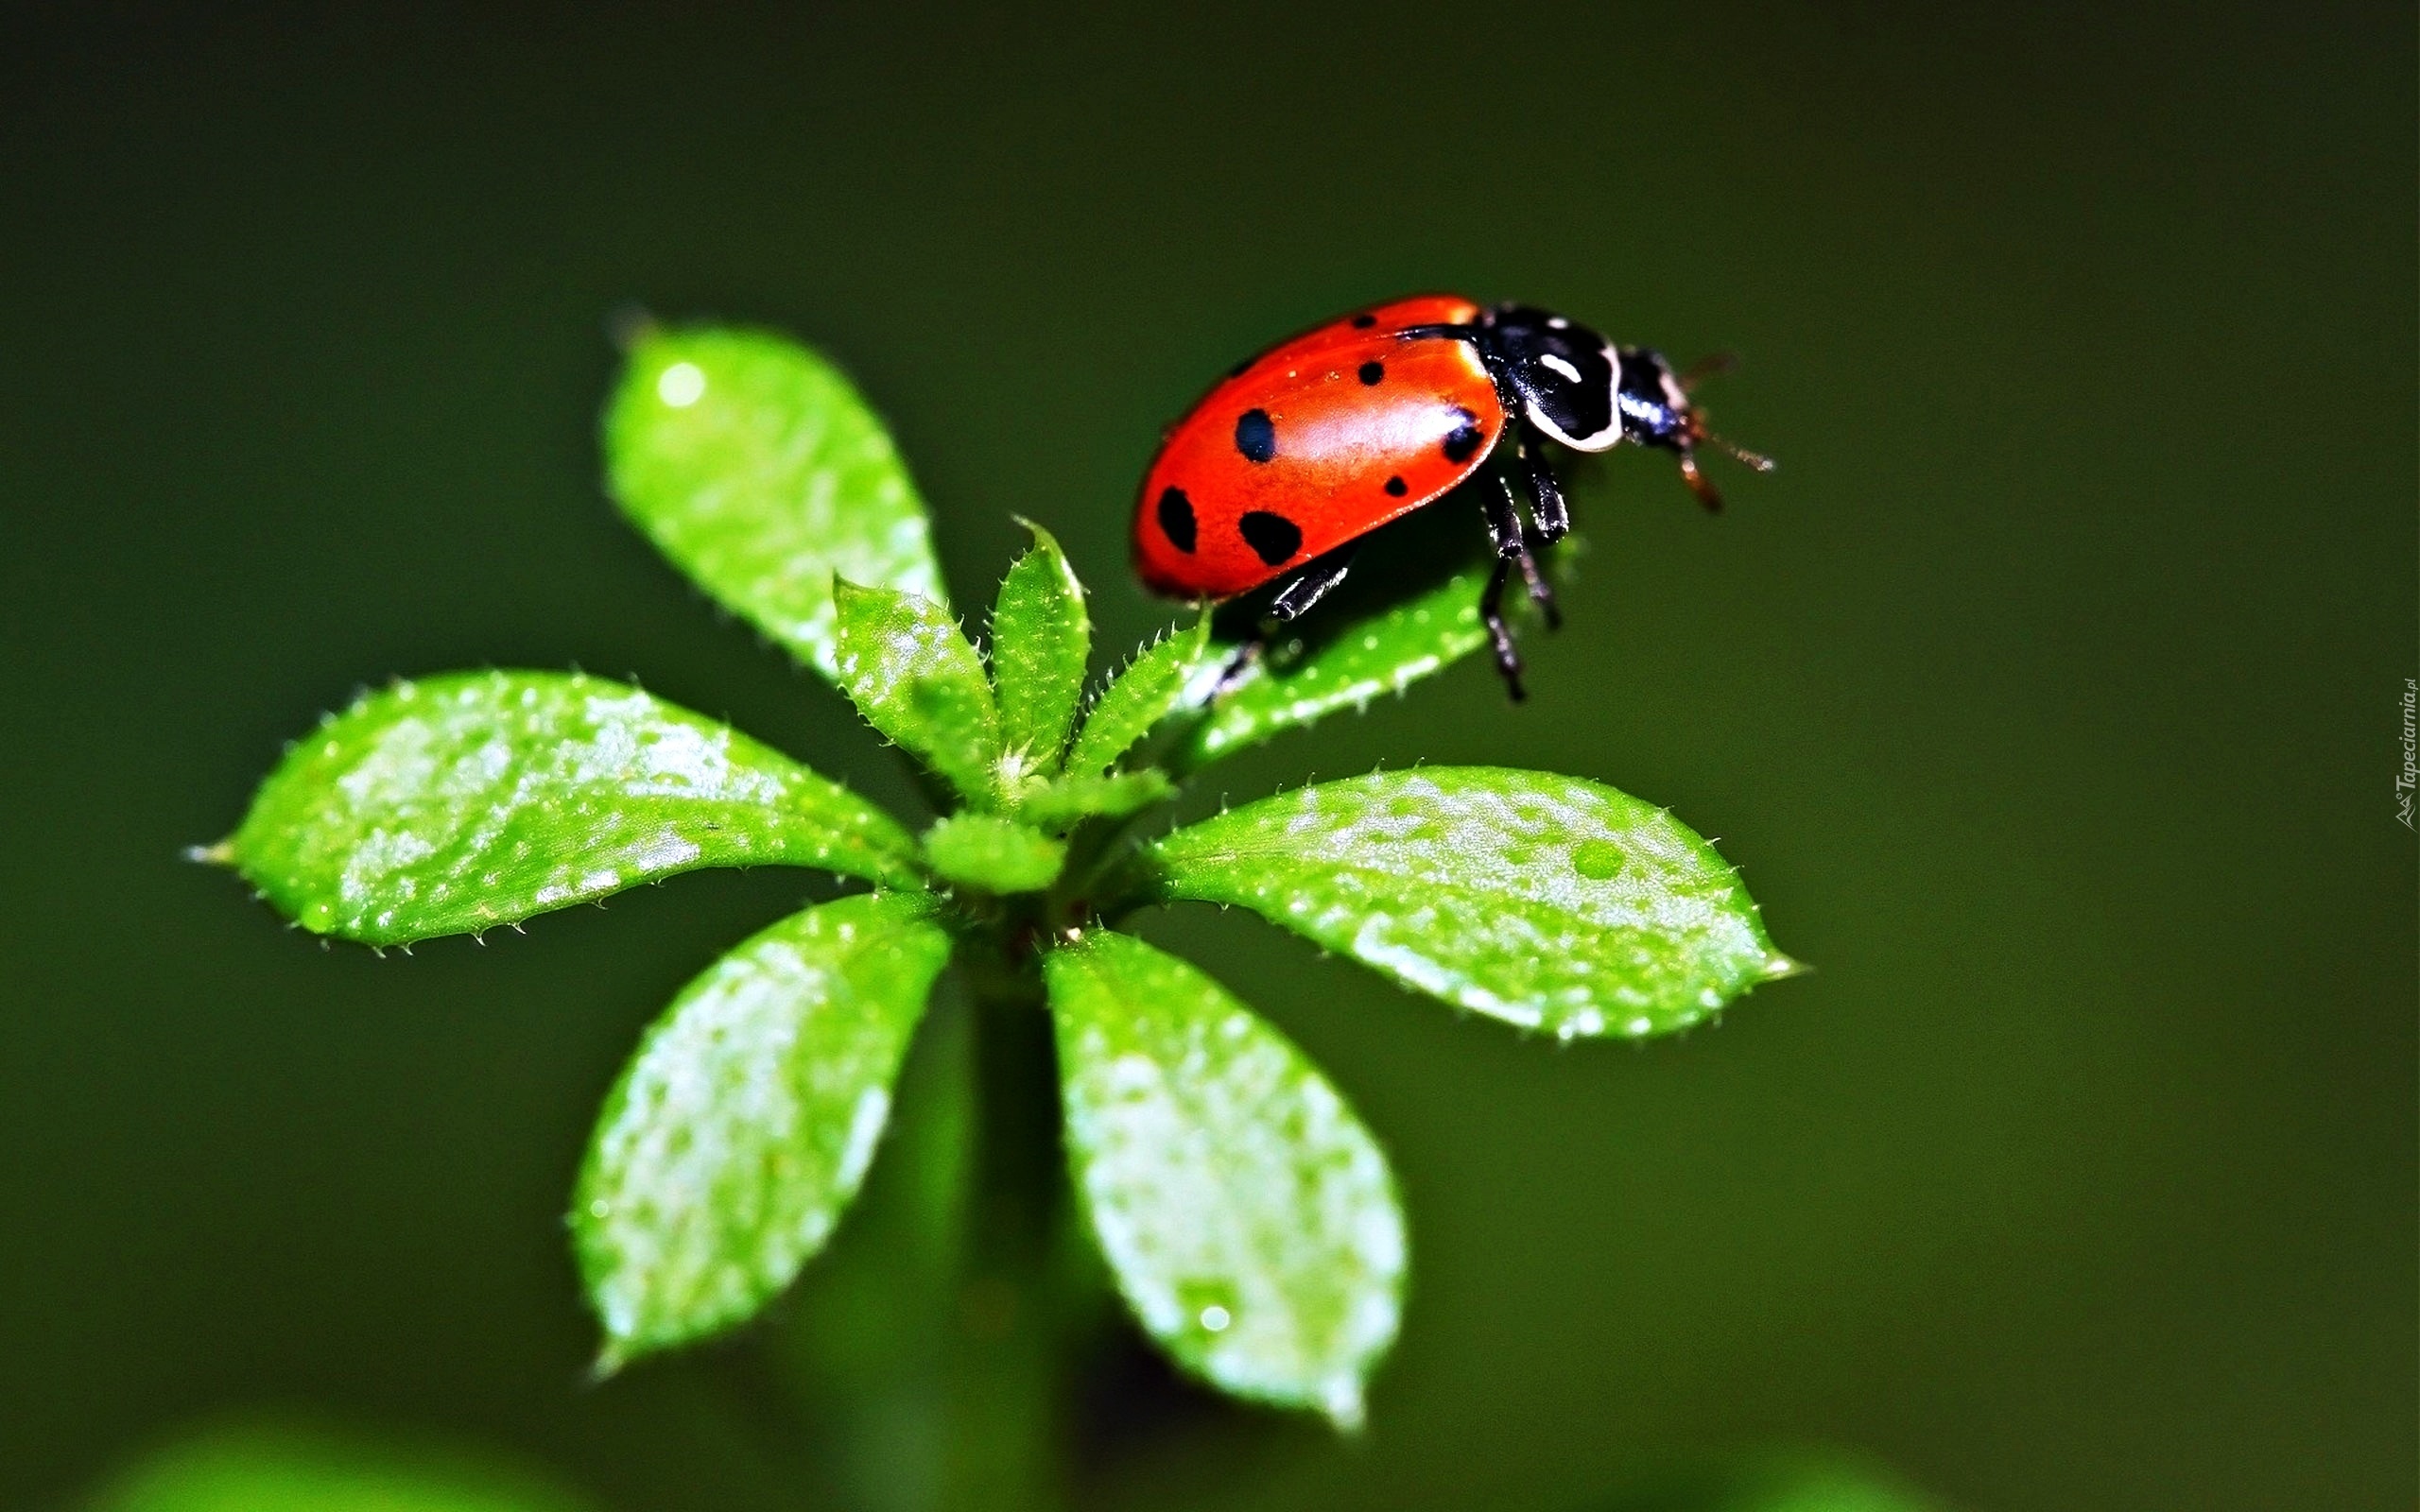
[2,3,2411,1508]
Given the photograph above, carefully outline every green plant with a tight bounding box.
[81,1423,1943,1512]
[85,1423,595,1512]
[199,322,1796,1502]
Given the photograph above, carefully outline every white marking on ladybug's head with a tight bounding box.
[1530,410,1623,451]
[1488,306,1625,451]
[1524,341,1625,452]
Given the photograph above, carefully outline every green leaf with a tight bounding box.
[1016,768,1174,831]
[831,580,1002,806]
[989,519,1090,776]
[1178,565,1492,770]
[85,1423,594,1512]
[604,324,946,682]
[923,813,1066,893]
[574,891,954,1366]
[1601,1452,1948,1512]
[1697,1461,1944,1512]
[212,671,921,945]
[1144,767,1795,1039]
[1044,930,1404,1428]
[1063,616,1211,778]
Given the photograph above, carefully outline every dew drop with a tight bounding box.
[656,361,707,407]
[1179,1280,1237,1339]
[1571,840,1625,880]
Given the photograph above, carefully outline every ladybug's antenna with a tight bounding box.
[1669,351,1771,508]
[1706,432,1775,473]
[1676,416,1774,514]
[1678,352,1738,393]
[1677,450,1724,512]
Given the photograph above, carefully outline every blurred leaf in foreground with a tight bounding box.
[1594,1451,1950,1512]
[85,1422,594,1512]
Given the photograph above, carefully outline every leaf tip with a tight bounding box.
[1320,1378,1369,1434]
[588,1342,630,1383]
[184,839,235,867]
[1762,953,1811,981]
[604,301,657,351]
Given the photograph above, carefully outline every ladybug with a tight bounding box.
[1132,295,1769,697]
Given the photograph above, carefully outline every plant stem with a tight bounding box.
[774,925,1099,1512]
[936,946,1078,1512]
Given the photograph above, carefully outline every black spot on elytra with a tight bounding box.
[1443,407,1486,463]
[1156,487,1197,553]
[1384,475,1409,497]
[1234,408,1277,463]
[1237,510,1302,566]
[1357,360,1384,386]
[1350,313,1377,328]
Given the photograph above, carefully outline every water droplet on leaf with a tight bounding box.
[1571,839,1625,880]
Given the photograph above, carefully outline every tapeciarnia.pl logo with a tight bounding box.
[2397,678,2415,830]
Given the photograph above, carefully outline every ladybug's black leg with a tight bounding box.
[1480,558,1526,702]
[1504,427,1566,631]
[1267,546,1357,623]
[1513,545,1562,632]
[1478,369,1566,630]
[1483,448,1564,631]
[1513,423,1571,542]
[1481,467,1527,558]
[1206,547,1360,701]
[1209,637,1264,699]
[1479,473,1530,700]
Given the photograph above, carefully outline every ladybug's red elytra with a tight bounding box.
[1132,295,1769,698]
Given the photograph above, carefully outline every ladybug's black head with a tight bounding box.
[1481,308,1716,454]
[1601,344,1773,512]
[1611,347,1696,449]
[1478,306,1772,510]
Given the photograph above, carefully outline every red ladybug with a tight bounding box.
[1132,295,1768,697]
